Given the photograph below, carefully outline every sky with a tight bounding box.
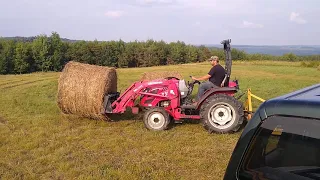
[0,0,319,45]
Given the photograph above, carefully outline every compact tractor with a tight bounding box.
[103,39,246,133]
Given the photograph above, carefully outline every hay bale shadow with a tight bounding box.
[107,109,144,122]
[107,113,135,122]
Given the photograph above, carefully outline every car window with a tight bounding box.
[238,115,320,180]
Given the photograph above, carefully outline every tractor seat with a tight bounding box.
[220,80,238,88]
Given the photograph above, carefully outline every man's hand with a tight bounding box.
[193,74,211,81]
[191,76,198,81]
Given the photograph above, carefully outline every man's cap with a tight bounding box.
[208,56,219,61]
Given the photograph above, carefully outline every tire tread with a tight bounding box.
[200,94,244,133]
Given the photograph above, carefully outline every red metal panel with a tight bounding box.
[131,107,139,114]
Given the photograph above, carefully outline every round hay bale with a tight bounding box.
[140,71,182,81]
[57,61,117,120]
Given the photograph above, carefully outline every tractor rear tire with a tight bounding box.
[200,94,244,134]
[143,107,172,131]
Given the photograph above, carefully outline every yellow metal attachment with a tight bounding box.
[245,88,266,120]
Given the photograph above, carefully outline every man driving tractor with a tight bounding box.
[191,56,226,103]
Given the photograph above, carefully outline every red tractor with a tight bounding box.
[103,39,244,133]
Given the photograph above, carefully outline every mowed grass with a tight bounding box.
[0,61,319,180]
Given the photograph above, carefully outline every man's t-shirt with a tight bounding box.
[208,64,226,86]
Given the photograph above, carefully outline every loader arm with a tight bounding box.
[110,79,179,114]
[111,82,141,113]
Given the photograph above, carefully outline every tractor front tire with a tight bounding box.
[200,94,244,134]
[143,108,172,131]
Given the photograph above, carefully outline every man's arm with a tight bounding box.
[192,74,211,81]
[192,67,215,81]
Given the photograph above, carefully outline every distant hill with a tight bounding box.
[2,36,320,56]
[205,44,320,56]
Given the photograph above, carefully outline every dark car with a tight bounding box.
[224,83,320,180]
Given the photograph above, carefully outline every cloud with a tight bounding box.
[152,0,258,17]
[104,11,124,18]
[117,0,253,15]
[290,12,307,24]
[194,22,201,26]
[242,21,264,28]
[135,0,175,6]
[176,0,216,8]
[127,0,217,9]
[138,0,173,4]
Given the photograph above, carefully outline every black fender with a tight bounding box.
[196,87,238,109]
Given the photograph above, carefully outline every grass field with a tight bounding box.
[0,61,319,180]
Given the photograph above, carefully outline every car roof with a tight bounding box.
[259,83,320,119]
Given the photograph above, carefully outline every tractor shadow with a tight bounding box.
[106,110,143,122]
[170,119,201,129]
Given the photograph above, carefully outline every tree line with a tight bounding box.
[1,32,320,74]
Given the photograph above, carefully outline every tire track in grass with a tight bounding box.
[0,77,57,90]
[0,79,26,87]
[0,73,59,87]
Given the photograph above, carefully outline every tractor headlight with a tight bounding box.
[161,101,170,107]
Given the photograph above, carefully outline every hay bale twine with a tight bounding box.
[57,61,117,120]
[140,71,182,81]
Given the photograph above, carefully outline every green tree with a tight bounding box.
[198,45,211,62]
[248,53,263,61]
[14,42,32,74]
[0,40,15,74]
[210,48,225,61]
[186,45,199,63]
[231,49,247,60]
[119,41,140,68]
[49,32,66,71]
[168,41,187,64]
[100,41,120,67]
[66,40,87,63]
[5,32,320,74]
[32,35,51,71]
[282,53,297,61]
[0,40,3,73]
[157,40,170,65]
[117,39,128,68]
[143,39,163,67]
